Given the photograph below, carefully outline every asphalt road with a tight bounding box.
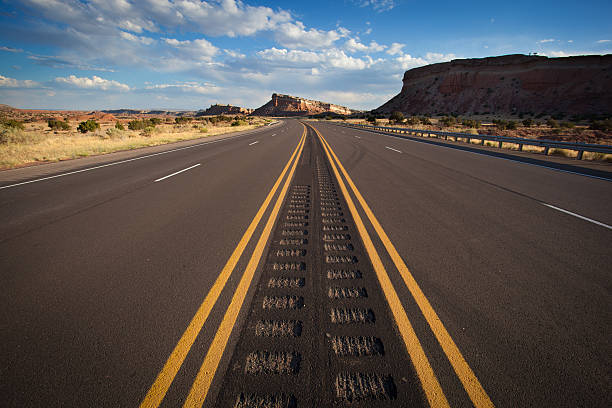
[1,118,610,407]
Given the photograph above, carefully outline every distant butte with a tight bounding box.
[252,93,356,116]
[375,54,612,117]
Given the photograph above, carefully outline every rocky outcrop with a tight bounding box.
[253,93,355,116]
[375,54,612,116]
[198,104,253,116]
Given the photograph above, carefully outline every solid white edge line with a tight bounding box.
[249,141,259,145]
[339,125,611,182]
[541,203,612,230]
[385,146,402,153]
[0,124,282,190]
[154,164,201,182]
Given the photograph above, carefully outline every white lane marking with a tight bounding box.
[541,203,612,230]
[354,135,361,139]
[343,126,611,182]
[272,134,276,137]
[385,146,402,153]
[154,164,201,183]
[249,141,259,146]
[0,129,273,190]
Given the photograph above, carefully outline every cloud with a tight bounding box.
[120,31,154,45]
[163,37,219,61]
[543,50,612,57]
[0,46,23,53]
[55,75,130,91]
[344,38,386,53]
[256,47,373,70]
[596,39,611,43]
[274,21,346,49]
[27,55,115,72]
[538,39,555,43]
[0,75,39,88]
[353,0,396,12]
[318,90,394,107]
[144,81,221,94]
[386,42,405,55]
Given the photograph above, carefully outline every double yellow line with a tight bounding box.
[140,127,306,408]
[309,123,495,408]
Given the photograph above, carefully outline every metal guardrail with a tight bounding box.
[338,123,612,160]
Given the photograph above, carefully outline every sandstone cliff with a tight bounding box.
[375,54,612,117]
[198,104,253,116]
[253,93,355,116]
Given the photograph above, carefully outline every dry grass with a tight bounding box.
[0,120,265,169]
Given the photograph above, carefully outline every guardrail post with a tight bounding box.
[481,139,485,145]
[518,144,523,151]
[498,141,503,148]
[544,146,549,155]
[577,150,584,160]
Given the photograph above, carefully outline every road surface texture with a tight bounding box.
[1,119,610,407]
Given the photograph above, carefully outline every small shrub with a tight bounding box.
[231,120,247,127]
[440,116,456,127]
[175,116,192,124]
[506,120,517,130]
[128,119,158,130]
[200,127,208,133]
[590,119,612,131]
[105,127,124,139]
[405,116,419,126]
[48,119,70,131]
[141,126,156,137]
[77,119,100,133]
[366,115,377,124]
[0,125,43,144]
[115,122,125,130]
[546,118,559,128]
[1,119,25,130]
[522,118,534,127]
[419,116,432,125]
[560,121,575,129]
[461,118,481,128]
[389,111,405,124]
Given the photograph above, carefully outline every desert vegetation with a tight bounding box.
[326,112,612,162]
[0,114,268,169]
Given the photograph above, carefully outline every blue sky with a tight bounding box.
[0,0,611,110]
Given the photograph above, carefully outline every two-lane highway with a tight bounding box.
[1,118,610,407]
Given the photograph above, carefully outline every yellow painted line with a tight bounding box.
[314,124,495,408]
[182,129,306,408]
[140,128,306,408]
[308,123,450,408]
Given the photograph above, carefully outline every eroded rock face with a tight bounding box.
[253,93,354,116]
[375,54,612,116]
[200,104,253,116]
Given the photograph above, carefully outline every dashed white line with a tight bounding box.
[249,141,259,146]
[272,133,276,137]
[354,135,361,139]
[385,146,402,153]
[541,203,612,230]
[0,127,273,190]
[154,163,201,182]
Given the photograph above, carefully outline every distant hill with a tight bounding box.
[253,93,356,116]
[0,104,15,111]
[196,104,253,116]
[374,54,612,117]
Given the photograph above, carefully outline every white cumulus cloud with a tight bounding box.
[274,21,346,49]
[55,75,130,91]
[0,75,39,88]
[345,38,386,53]
[386,42,405,56]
